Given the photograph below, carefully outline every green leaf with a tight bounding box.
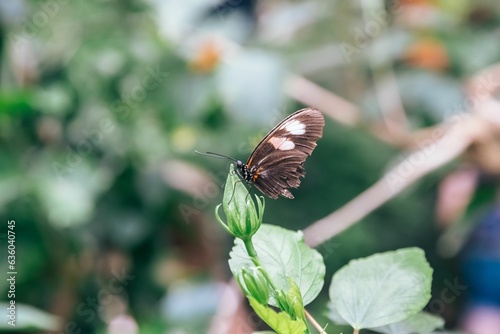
[370,311,444,334]
[326,288,442,332]
[325,303,348,325]
[328,247,433,329]
[0,91,34,115]
[248,297,307,334]
[0,303,61,331]
[229,224,325,306]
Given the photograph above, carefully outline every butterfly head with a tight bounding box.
[234,160,254,183]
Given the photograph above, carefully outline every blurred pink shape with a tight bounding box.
[107,314,138,334]
[462,306,500,334]
[436,168,478,227]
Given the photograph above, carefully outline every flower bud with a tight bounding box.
[273,280,305,321]
[274,290,294,317]
[215,164,264,240]
[236,267,270,305]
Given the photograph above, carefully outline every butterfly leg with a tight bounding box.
[245,182,253,202]
[227,179,252,205]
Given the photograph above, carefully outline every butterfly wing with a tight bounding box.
[246,108,325,199]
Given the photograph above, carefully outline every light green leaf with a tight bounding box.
[370,311,444,334]
[249,297,307,334]
[325,303,348,325]
[32,84,73,115]
[229,224,325,306]
[328,247,432,329]
[151,0,219,42]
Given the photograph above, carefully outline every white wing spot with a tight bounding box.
[269,136,286,148]
[279,140,295,150]
[283,119,306,135]
[269,137,295,150]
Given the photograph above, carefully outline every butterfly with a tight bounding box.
[197,108,325,199]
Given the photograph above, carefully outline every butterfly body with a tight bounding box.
[235,161,252,181]
[235,108,325,199]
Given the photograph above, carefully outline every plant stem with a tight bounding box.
[244,238,311,333]
[243,238,278,291]
[353,328,359,334]
[305,309,327,334]
[243,238,260,266]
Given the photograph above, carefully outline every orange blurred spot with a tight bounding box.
[190,41,221,73]
[404,39,449,71]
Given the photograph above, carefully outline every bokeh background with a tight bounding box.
[1,0,500,333]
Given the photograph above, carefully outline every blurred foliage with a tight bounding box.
[0,0,499,333]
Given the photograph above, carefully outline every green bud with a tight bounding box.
[274,290,295,317]
[273,280,305,321]
[236,267,270,305]
[215,164,265,240]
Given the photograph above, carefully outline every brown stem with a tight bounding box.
[305,309,327,334]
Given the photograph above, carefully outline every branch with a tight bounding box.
[305,309,327,334]
[285,75,361,126]
[304,117,476,246]
[304,63,500,246]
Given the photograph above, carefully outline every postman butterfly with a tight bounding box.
[197,108,325,199]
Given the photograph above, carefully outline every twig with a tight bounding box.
[285,74,417,148]
[285,75,361,126]
[360,0,409,135]
[304,113,481,247]
[304,61,500,246]
[305,309,327,334]
[203,31,416,147]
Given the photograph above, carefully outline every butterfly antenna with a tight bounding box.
[195,151,249,203]
[195,150,238,162]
